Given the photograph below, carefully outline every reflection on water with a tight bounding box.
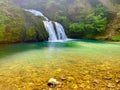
[0,40,120,89]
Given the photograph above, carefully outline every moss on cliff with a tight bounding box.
[96,11,120,41]
[0,0,48,43]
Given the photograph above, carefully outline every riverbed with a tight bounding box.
[0,40,120,90]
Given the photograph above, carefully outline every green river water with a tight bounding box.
[0,40,120,90]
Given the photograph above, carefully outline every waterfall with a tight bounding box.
[43,21,57,41]
[43,21,67,41]
[54,22,67,40]
[25,9,67,42]
[24,9,48,21]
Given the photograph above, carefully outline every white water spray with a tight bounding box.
[24,9,48,21]
[43,21,57,41]
[54,22,67,40]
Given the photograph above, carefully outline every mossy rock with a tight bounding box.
[0,0,48,43]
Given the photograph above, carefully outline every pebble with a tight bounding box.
[67,77,75,82]
[107,83,116,88]
[83,75,91,80]
[48,78,62,88]
[71,84,78,89]
[79,83,86,88]
[93,79,99,84]
[86,85,90,89]
[59,76,66,81]
[103,76,112,80]
[116,79,120,83]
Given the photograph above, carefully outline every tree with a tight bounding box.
[68,4,108,39]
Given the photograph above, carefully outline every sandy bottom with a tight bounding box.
[0,40,120,90]
[0,53,120,90]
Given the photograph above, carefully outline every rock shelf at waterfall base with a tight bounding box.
[25,9,68,42]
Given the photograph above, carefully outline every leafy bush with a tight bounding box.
[68,4,108,39]
[112,35,120,41]
[69,15,107,38]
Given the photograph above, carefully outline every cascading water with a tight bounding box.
[43,21,57,41]
[25,9,68,42]
[54,22,67,40]
[24,9,48,21]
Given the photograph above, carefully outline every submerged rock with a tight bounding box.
[47,78,62,88]
[107,83,116,88]
[116,79,120,83]
[59,76,66,81]
[67,77,75,82]
[103,76,112,80]
[71,84,78,89]
[93,79,100,84]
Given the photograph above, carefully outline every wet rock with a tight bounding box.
[83,75,91,80]
[103,76,112,80]
[115,79,120,83]
[79,83,86,88]
[93,79,99,84]
[71,84,78,89]
[107,83,116,88]
[67,77,75,82]
[47,78,62,88]
[41,89,45,90]
[59,76,66,81]
[82,71,89,75]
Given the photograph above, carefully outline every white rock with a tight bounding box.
[107,83,116,88]
[48,78,57,83]
[93,79,99,84]
[48,78,62,88]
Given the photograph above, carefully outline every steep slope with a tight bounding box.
[102,12,120,41]
[96,1,120,41]
[0,0,48,43]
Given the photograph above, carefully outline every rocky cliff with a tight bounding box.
[0,0,48,43]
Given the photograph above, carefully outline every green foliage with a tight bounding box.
[55,12,69,28]
[94,4,107,17]
[111,35,120,41]
[87,14,107,33]
[0,0,48,43]
[69,23,85,38]
[26,28,36,40]
[0,25,6,38]
[69,23,96,38]
[68,4,108,39]
[0,15,8,24]
[1,0,118,42]
[69,23,85,32]
[94,4,114,22]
